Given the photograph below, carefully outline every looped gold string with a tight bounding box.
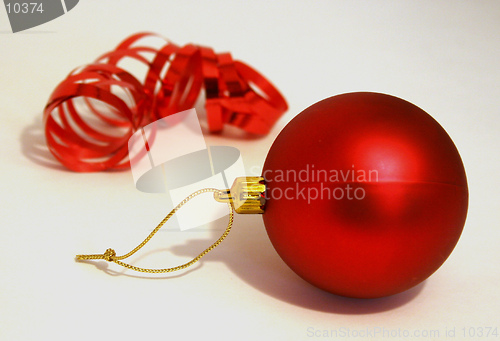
[75,188,234,273]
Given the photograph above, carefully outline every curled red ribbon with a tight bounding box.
[43,33,288,172]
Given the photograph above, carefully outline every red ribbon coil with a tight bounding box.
[43,32,288,172]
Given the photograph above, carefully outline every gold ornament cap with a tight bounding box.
[214,176,266,214]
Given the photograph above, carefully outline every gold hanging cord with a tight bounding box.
[75,177,265,274]
[75,188,234,273]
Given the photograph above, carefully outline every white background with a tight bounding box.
[1,1,499,340]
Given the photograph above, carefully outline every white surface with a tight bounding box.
[1,1,499,340]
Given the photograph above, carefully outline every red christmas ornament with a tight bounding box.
[76,92,469,300]
[262,92,468,298]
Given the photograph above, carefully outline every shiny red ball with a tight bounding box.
[262,92,468,298]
